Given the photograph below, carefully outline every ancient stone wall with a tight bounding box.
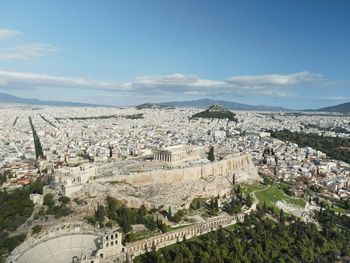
[125,214,243,260]
[112,154,257,186]
[82,154,259,209]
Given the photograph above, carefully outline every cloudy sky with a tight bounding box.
[0,0,349,109]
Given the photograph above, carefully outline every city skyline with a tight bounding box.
[0,0,349,109]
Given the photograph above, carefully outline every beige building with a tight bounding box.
[153,145,203,164]
[54,163,97,197]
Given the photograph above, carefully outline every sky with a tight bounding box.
[0,0,349,109]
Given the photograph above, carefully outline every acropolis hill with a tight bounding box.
[75,152,259,209]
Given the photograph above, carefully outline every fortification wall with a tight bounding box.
[107,154,257,186]
[79,154,259,209]
[125,213,244,260]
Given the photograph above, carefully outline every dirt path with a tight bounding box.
[244,185,271,214]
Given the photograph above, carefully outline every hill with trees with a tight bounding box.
[190,104,238,123]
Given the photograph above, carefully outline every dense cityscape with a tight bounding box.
[0,102,349,262]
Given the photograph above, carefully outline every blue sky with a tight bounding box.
[0,0,349,109]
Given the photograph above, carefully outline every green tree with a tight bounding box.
[344,199,350,210]
[171,213,182,223]
[208,146,215,162]
[263,201,267,212]
[48,204,72,219]
[43,193,55,208]
[168,206,172,218]
[119,205,132,233]
[279,209,285,224]
[95,204,107,226]
[58,196,70,204]
[31,225,42,235]
[173,253,184,263]
[246,194,253,207]
[29,180,44,194]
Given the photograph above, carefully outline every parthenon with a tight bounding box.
[153,145,203,163]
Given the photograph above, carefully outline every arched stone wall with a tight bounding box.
[125,215,235,258]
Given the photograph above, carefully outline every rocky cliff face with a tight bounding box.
[75,154,260,209]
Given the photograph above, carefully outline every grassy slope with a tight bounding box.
[242,182,306,210]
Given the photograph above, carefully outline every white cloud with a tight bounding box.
[190,79,227,87]
[0,28,60,61]
[130,71,322,97]
[133,74,227,88]
[0,28,22,39]
[0,71,131,91]
[0,43,60,61]
[227,71,320,86]
[184,91,206,96]
[0,70,323,98]
[134,74,198,87]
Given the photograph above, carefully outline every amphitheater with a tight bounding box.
[9,234,101,263]
[7,214,241,263]
[6,222,126,263]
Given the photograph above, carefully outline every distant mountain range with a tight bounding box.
[136,103,174,110]
[0,92,108,107]
[0,92,349,113]
[160,98,289,111]
[161,99,350,113]
[317,102,350,113]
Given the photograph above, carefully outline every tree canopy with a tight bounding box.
[136,209,350,263]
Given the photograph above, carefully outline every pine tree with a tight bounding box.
[208,146,215,162]
[168,206,172,219]
[214,198,219,212]
[109,145,113,158]
[279,209,285,224]
[196,200,201,210]
[246,194,252,207]
[263,201,267,212]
